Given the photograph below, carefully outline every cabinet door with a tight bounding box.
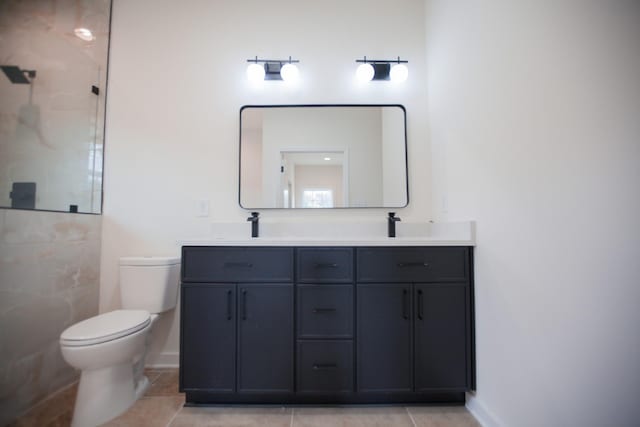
[356,284,412,393]
[238,284,293,393]
[414,284,467,391]
[180,285,236,392]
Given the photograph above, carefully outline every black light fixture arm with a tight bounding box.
[356,56,408,64]
[247,56,300,64]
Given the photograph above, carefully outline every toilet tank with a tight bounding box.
[119,256,181,313]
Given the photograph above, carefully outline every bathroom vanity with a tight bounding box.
[179,242,475,405]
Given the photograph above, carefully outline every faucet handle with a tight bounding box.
[388,212,401,221]
[247,212,259,221]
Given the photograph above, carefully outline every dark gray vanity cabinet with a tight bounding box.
[180,247,294,396]
[181,284,236,392]
[295,248,354,395]
[357,247,473,393]
[356,284,413,393]
[237,283,293,393]
[414,284,468,391]
[180,245,474,405]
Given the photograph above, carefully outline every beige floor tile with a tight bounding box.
[100,396,184,427]
[145,369,183,397]
[143,368,164,385]
[45,410,73,427]
[169,406,292,427]
[293,406,414,427]
[407,406,481,427]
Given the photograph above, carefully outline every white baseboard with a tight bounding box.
[466,393,502,427]
[146,351,179,368]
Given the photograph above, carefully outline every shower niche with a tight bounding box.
[0,1,112,214]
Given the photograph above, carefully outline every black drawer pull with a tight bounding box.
[315,263,338,268]
[312,308,336,314]
[226,290,232,320]
[397,262,430,268]
[312,363,338,370]
[224,262,253,268]
[417,289,424,320]
[402,289,409,320]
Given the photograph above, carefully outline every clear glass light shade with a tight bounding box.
[246,63,265,83]
[390,63,408,82]
[280,63,299,82]
[356,63,375,82]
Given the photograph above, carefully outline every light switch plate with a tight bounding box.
[196,199,209,217]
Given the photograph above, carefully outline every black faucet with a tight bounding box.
[247,212,260,238]
[388,212,401,238]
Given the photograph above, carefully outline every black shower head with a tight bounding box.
[1,65,35,84]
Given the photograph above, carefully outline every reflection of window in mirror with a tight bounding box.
[302,189,334,208]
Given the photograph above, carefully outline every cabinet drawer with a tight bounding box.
[296,248,353,283]
[297,285,353,339]
[357,247,468,283]
[297,340,353,393]
[182,247,293,283]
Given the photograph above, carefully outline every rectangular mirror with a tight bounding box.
[240,105,408,209]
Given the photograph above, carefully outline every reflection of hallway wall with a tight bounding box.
[0,1,110,213]
[294,165,343,208]
[262,108,382,207]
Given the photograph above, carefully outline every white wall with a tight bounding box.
[426,1,640,426]
[102,0,428,365]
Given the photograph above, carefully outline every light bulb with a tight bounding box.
[74,28,94,41]
[356,63,374,82]
[390,63,408,82]
[246,63,265,83]
[280,63,299,82]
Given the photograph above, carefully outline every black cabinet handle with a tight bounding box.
[402,289,409,319]
[226,290,232,320]
[312,363,338,370]
[417,289,424,320]
[312,308,336,314]
[241,290,247,320]
[315,263,338,268]
[397,262,430,268]
[224,262,253,268]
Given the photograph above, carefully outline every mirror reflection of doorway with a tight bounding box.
[279,151,347,208]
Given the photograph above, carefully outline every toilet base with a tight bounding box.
[135,374,150,399]
[71,363,137,427]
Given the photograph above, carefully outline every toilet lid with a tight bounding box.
[60,310,151,346]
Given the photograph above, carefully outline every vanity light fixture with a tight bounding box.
[246,56,300,82]
[355,57,409,82]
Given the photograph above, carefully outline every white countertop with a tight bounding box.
[180,221,475,247]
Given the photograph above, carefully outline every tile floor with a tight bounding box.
[9,369,481,427]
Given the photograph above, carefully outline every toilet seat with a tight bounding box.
[60,310,151,347]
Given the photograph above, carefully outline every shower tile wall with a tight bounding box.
[0,209,102,426]
[0,0,110,213]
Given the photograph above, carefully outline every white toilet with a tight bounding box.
[60,256,180,427]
